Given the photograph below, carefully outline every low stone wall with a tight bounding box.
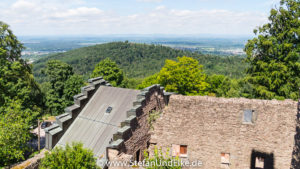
[11,150,47,169]
[44,77,111,150]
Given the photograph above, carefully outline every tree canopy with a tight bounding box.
[159,56,209,95]
[40,142,99,169]
[33,42,247,83]
[0,21,24,61]
[42,60,85,115]
[0,100,38,166]
[0,21,42,112]
[0,21,41,166]
[91,58,124,87]
[244,0,300,100]
[139,56,209,95]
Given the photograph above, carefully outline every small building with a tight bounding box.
[45,77,170,168]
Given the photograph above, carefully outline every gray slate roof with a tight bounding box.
[56,85,140,159]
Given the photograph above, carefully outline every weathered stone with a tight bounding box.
[150,95,298,169]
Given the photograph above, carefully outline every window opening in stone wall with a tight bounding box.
[221,153,230,169]
[243,109,254,123]
[136,149,140,162]
[172,144,188,157]
[255,157,264,169]
[180,145,187,155]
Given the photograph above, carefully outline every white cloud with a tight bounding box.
[0,0,269,36]
[155,5,166,10]
[51,7,103,19]
[137,0,163,3]
[11,0,41,13]
[12,0,36,9]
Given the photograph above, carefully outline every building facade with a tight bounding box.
[149,95,299,169]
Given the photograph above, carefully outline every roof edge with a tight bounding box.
[45,76,111,150]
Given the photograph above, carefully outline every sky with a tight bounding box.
[0,0,281,36]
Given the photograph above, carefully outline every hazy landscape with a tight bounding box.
[20,36,248,62]
[1,0,299,168]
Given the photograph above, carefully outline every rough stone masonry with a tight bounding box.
[150,95,299,169]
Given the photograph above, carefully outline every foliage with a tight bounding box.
[0,22,42,166]
[91,58,124,86]
[144,146,181,169]
[0,100,37,167]
[137,73,159,89]
[139,56,209,95]
[206,74,226,96]
[148,110,162,130]
[0,21,42,114]
[159,56,209,95]
[40,142,99,169]
[244,0,300,100]
[33,42,247,83]
[63,75,85,105]
[120,77,143,89]
[42,60,85,115]
[206,75,255,98]
[0,21,24,61]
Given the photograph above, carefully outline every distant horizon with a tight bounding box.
[18,34,254,39]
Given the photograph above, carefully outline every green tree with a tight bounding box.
[120,77,143,89]
[91,58,124,87]
[137,73,159,89]
[0,22,42,166]
[207,75,255,98]
[0,21,24,61]
[139,56,209,95]
[63,74,85,105]
[43,60,74,115]
[244,0,300,100]
[0,21,42,112]
[42,60,84,115]
[40,142,99,169]
[206,74,226,96]
[0,100,38,167]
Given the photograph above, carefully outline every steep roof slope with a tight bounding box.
[56,86,140,159]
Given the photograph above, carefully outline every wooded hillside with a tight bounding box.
[33,41,247,82]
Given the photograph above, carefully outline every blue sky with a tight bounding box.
[0,0,280,36]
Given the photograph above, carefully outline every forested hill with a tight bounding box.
[33,41,247,82]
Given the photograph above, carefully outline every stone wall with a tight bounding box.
[290,99,300,169]
[150,95,298,169]
[11,150,47,169]
[44,77,111,150]
[107,84,168,163]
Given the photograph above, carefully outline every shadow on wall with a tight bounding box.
[250,150,274,169]
[291,126,300,169]
[290,100,300,169]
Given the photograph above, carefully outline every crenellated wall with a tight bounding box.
[44,77,111,150]
[107,84,170,163]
